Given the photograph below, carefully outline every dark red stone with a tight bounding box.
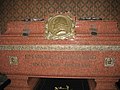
[0,20,120,90]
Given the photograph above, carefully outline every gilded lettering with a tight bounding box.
[24,54,96,60]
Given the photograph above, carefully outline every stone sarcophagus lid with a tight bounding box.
[0,13,120,90]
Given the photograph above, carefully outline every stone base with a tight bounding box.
[87,77,119,90]
[94,77,118,90]
[4,75,119,90]
[5,75,39,90]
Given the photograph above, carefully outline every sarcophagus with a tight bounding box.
[0,13,120,90]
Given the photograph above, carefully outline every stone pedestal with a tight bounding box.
[5,75,39,90]
[95,77,118,90]
[4,76,119,90]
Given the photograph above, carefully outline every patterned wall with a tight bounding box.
[0,0,120,33]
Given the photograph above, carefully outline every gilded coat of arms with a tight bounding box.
[45,12,75,40]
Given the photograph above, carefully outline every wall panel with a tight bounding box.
[0,0,120,33]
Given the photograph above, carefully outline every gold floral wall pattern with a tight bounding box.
[0,0,120,33]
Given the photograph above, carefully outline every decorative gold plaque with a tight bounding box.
[104,57,115,67]
[9,56,18,65]
[45,13,75,40]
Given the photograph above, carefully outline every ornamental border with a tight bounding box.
[0,45,120,51]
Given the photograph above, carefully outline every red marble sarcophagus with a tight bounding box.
[0,13,120,90]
